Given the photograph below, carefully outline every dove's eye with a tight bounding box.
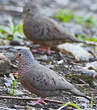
[27,8,31,12]
[18,53,22,57]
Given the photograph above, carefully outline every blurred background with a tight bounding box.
[1,0,97,42]
[0,0,97,25]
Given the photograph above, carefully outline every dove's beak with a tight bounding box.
[14,54,20,61]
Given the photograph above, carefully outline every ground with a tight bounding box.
[0,0,97,110]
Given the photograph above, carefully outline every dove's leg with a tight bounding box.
[39,47,55,54]
[27,98,47,106]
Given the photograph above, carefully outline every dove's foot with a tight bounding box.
[27,98,47,106]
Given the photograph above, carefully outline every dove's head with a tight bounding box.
[22,2,41,18]
[15,49,35,64]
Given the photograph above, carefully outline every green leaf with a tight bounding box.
[13,80,16,86]
[54,9,73,23]
[57,9,65,21]
[58,102,81,110]
[87,37,97,42]
[90,94,94,110]
[16,21,24,35]
[0,18,24,41]
[76,34,86,41]
[0,26,12,34]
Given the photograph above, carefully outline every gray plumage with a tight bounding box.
[23,4,83,49]
[17,49,90,100]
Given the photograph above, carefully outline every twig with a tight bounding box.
[84,41,97,46]
[0,95,64,104]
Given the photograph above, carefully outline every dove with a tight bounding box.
[23,3,83,51]
[16,49,90,105]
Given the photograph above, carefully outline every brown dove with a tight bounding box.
[16,49,90,105]
[23,3,83,50]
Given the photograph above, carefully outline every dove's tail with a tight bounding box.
[70,87,91,101]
